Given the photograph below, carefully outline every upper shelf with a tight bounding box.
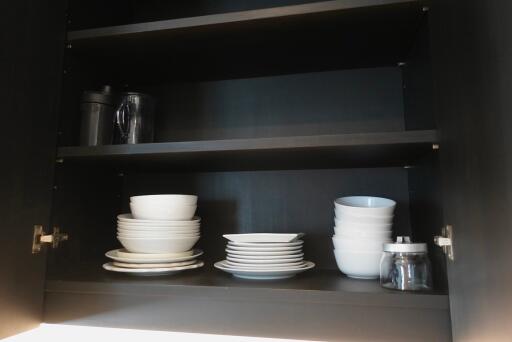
[57,130,438,170]
[67,0,426,80]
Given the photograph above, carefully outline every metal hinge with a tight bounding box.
[32,225,68,254]
[434,225,454,261]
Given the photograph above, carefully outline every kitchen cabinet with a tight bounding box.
[1,0,510,341]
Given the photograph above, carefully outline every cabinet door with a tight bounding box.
[0,0,65,338]
[431,0,512,340]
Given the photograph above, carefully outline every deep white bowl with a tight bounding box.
[333,249,382,279]
[333,226,392,239]
[117,214,200,226]
[130,194,198,205]
[332,236,390,252]
[117,235,200,253]
[334,196,396,217]
[334,212,394,225]
[130,202,197,220]
[334,217,393,231]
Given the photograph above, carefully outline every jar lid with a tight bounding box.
[81,85,114,105]
[383,236,427,253]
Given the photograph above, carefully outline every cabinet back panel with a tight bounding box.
[123,167,411,269]
[149,67,404,142]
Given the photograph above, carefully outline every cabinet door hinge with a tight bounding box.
[434,225,454,261]
[32,225,68,254]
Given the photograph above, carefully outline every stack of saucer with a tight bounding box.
[215,233,315,280]
[103,194,204,275]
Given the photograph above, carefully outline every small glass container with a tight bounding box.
[380,236,432,291]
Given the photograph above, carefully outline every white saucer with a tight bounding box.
[214,260,315,280]
[105,248,203,263]
[112,259,196,268]
[223,233,304,243]
[103,260,204,275]
[226,255,304,264]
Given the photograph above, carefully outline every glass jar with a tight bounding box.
[380,236,432,291]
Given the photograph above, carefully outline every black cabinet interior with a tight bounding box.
[43,0,451,340]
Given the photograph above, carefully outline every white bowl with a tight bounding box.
[130,194,197,205]
[332,236,390,252]
[334,196,396,217]
[117,236,200,253]
[334,217,392,231]
[117,223,200,231]
[117,228,200,236]
[333,226,392,239]
[333,249,382,279]
[117,214,201,225]
[117,233,200,239]
[334,212,394,225]
[130,202,197,220]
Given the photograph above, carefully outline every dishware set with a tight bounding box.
[104,194,203,275]
[332,196,395,279]
[214,233,315,280]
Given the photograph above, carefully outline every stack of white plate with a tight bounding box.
[215,233,315,280]
[332,196,395,279]
[103,194,203,275]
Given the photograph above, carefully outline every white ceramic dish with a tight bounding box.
[333,227,392,239]
[226,248,304,256]
[225,245,302,252]
[117,214,201,225]
[225,260,306,268]
[225,253,304,260]
[226,255,304,264]
[117,234,200,240]
[117,223,200,231]
[130,202,197,220]
[103,260,204,275]
[227,241,303,248]
[214,260,315,280]
[130,194,197,205]
[334,212,394,225]
[118,235,200,253]
[334,218,392,231]
[106,248,203,263]
[333,249,381,279]
[112,259,196,268]
[334,196,396,216]
[223,233,304,243]
[117,229,200,237]
[332,236,390,252]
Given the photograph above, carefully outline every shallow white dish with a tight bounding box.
[225,252,304,260]
[117,214,201,225]
[106,248,203,263]
[103,260,204,275]
[112,259,196,268]
[223,233,304,243]
[226,248,304,257]
[118,235,200,253]
[227,241,303,248]
[214,260,315,280]
[130,202,197,220]
[334,196,396,216]
[333,249,381,279]
[226,260,306,268]
[227,255,304,264]
[226,245,302,252]
[130,194,197,205]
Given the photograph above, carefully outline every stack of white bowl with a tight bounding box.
[332,196,395,279]
[103,194,204,275]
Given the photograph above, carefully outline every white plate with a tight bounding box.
[118,214,201,225]
[223,233,304,243]
[105,248,203,263]
[226,249,304,257]
[227,241,303,248]
[226,253,304,260]
[214,260,315,280]
[226,255,304,264]
[225,260,306,268]
[103,260,204,275]
[112,259,196,268]
[117,224,201,231]
[226,245,302,252]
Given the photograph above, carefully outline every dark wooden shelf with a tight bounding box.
[67,0,425,80]
[44,265,450,340]
[57,130,438,170]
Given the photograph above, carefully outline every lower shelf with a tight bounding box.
[44,265,451,341]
